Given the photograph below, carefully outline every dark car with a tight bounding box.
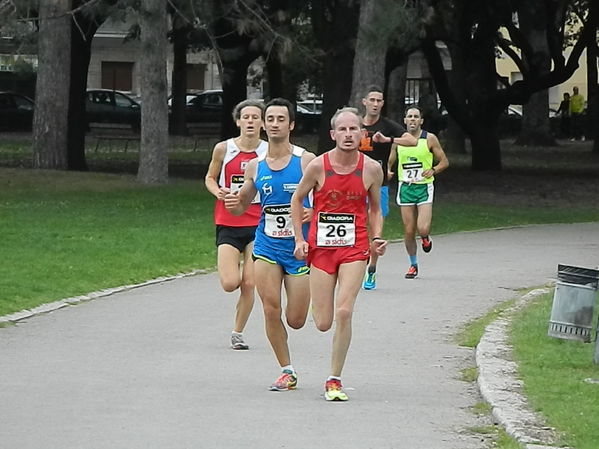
[182,89,224,123]
[86,89,141,130]
[295,103,321,133]
[0,91,35,131]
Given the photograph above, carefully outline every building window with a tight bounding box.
[101,61,133,91]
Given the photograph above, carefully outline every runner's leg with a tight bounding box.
[217,244,242,292]
[400,205,418,257]
[416,203,433,240]
[330,260,367,376]
[309,265,337,331]
[254,259,290,367]
[233,243,255,333]
[282,274,311,329]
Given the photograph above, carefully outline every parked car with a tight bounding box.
[0,91,35,131]
[167,93,200,108]
[295,103,321,133]
[298,99,323,114]
[181,89,224,123]
[86,89,140,130]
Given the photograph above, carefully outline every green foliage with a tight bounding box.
[454,298,517,348]
[510,292,599,449]
[0,168,215,317]
[460,366,479,382]
[471,401,491,415]
[467,425,523,448]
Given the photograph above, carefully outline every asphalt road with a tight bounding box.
[1,223,598,449]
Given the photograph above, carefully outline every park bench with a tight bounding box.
[89,122,140,153]
[187,122,220,151]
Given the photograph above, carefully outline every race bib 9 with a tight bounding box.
[264,204,294,238]
[316,212,356,247]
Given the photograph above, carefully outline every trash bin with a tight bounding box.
[547,264,599,343]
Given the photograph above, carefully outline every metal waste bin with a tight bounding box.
[548,264,599,343]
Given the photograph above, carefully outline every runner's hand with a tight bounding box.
[294,240,309,260]
[302,207,313,223]
[372,238,388,256]
[217,187,231,201]
[223,191,239,210]
[372,131,390,143]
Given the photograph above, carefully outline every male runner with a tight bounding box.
[359,85,415,289]
[225,98,314,390]
[385,106,449,279]
[290,107,388,401]
[205,99,267,350]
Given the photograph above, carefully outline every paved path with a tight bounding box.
[1,223,598,449]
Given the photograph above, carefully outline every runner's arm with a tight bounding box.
[291,157,320,259]
[372,131,417,146]
[204,141,228,199]
[387,146,397,180]
[424,133,449,178]
[365,158,388,255]
[300,150,317,223]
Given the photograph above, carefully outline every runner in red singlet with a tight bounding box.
[205,99,267,350]
[290,107,388,401]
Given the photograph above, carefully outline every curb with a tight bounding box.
[0,269,208,325]
[476,286,572,449]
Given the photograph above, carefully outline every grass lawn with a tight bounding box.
[3,165,599,317]
[510,292,599,449]
[0,168,215,316]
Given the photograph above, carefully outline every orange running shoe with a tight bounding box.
[421,236,433,253]
[405,265,418,279]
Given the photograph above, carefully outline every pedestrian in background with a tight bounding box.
[556,92,571,139]
[569,86,585,141]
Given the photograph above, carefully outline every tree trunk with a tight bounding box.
[206,0,261,140]
[515,0,555,146]
[220,56,254,139]
[137,0,169,184]
[386,61,408,123]
[443,43,467,154]
[67,9,100,171]
[349,0,387,109]
[517,90,555,146]
[312,0,359,153]
[265,56,297,101]
[170,15,189,136]
[318,49,355,153]
[32,0,71,169]
[470,122,502,171]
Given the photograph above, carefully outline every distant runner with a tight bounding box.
[385,106,449,279]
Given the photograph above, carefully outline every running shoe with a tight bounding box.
[231,333,249,350]
[324,379,349,401]
[405,265,418,279]
[421,236,433,253]
[362,271,377,290]
[269,369,297,391]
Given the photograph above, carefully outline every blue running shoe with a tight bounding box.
[362,271,376,290]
